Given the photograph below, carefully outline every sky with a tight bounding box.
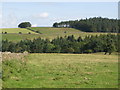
[0,2,118,28]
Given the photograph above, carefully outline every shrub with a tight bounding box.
[19,32,22,34]
[28,32,31,34]
[64,31,66,33]
[4,32,7,34]
[36,31,39,33]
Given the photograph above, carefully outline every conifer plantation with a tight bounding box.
[2,34,118,55]
[53,17,119,33]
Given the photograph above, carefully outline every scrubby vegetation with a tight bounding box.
[2,34,118,54]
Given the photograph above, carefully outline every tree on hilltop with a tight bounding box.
[18,22,31,28]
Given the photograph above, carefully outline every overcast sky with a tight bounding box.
[1,2,118,28]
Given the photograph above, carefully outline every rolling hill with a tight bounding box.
[1,27,116,42]
[27,27,83,34]
[0,28,37,34]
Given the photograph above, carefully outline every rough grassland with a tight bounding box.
[1,27,115,42]
[2,53,118,88]
[0,28,37,34]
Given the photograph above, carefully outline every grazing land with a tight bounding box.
[0,28,37,34]
[1,27,118,88]
[2,53,118,88]
[1,2,119,89]
[2,34,40,42]
[27,27,83,34]
[1,27,115,42]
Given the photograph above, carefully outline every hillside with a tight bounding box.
[27,27,83,34]
[1,27,114,42]
[0,28,37,34]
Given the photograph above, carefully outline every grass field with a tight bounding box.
[0,28,37,34]
[27,27,83,34]
[1,34,40,42]
[2,53,118,88]
[1,27,115,42]
[28,27,111,37]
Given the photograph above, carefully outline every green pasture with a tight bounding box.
[2,53,118,88]
[28,27,82,34]
[0,28,37,34]
[1,27,115,42]
[1,34,40,42]
[28,27,111,38]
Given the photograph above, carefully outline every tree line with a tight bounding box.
[53,17,119,33]
[1,34,119,54]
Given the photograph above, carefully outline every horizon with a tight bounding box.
[0,17,118,29]
[1,2,118,28]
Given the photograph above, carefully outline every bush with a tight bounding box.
[28,32,31,34]
[64,31,66,33]
[19,32,22,34]
[4,32,7,34]
[35,31,42,34]
[36,31,39,33]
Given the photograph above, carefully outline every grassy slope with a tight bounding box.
[2,34,40,42]
[0,28,37,34]
[27,27,83,34]
[28,27,110,39]
[3,53,118,88]
[1,27,114,42]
